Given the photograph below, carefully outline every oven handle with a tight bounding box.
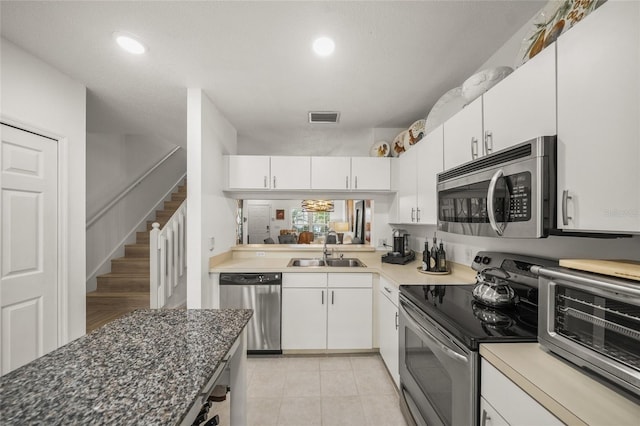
[533,266,640,297]
[400,300,469,364]
[487,168,507,236]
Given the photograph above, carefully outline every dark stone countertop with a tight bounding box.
[0,309,252,425]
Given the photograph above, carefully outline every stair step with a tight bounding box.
[124,244,150,258]
[86,308,136,333]
[171,192,186,201]
[136,231,149,244]
[155,210,175,220]
[178,185,187,193]
[86,291,150,310]
[111,257,149,274]
[97,273,149,292]
[164,200,183,210]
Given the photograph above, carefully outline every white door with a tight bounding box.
[311,156,351,190]
[281,287,327,350]
[270,156,311,190]
[226,155,271,189]
[392,153,417,223]
[416,125,444,224]
[351,157,391,190]
[443,97,483,170]
[1,124,58,375]
[246,204,271,243]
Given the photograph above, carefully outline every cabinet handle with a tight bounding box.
[562,190,573,226]
[395,312,399,330]
[471,137,479,159]
[481,409,491,426]
[331,290,335,305]
[416,208,421,223]
[484,131,493,155]
[321,290,324,305]
[273,176,276,189]
[411,208,415,222]
[346,176,349,189]
[264,176,267,188]
[355,176,358,189]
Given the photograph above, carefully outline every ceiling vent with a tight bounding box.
[308,111,340,124]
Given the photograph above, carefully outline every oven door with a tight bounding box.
[399,295,478,426]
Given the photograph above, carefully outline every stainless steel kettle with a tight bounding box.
[472,267,518,307]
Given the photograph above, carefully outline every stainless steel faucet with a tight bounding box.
[323,230,338,264]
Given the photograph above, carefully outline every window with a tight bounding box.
[291,209,331,237]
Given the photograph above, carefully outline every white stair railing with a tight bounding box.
[150,200,187,308]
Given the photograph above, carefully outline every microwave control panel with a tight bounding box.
[507,172,531,222]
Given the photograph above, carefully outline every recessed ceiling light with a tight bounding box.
[313,37,335,57]
[114,32,147,55]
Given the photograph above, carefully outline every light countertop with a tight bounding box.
[480,343,640,426]
[0,309,252,425]
[210,248,477,287]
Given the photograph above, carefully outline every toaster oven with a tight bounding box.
[535,266,640,398]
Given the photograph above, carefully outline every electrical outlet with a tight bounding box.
[209,237,215,251]
[256,251,265,257]
[378,238,387,247]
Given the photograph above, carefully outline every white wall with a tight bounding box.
[1,38,87,342]
[187,89,237,308]
[85,132,186,291]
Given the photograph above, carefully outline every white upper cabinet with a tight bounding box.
[443,44,556,171]
[483,43,557,154]
[226,155,271,190]
[392,125,443,224]
[556,0,640,233]
[443,97,483,170]
[351,157,391,190]
[416,125,444,224]
[270,156,311,190]
[311,156,351,190]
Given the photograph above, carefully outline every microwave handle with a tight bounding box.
[487,169,507,236]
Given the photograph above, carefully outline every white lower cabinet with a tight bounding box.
[282,272,372,351]
[481,358,562,426]
[377,276,399,387]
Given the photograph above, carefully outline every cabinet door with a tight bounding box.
[270,156,311,190]
[378,279,399,387]
[327,288,373,350]
[311,156,351,190]
[226,155,270,189]
[351,157,391,190]
[443,97,483,170]
[483,43,556,154]
[282,288,327,350]
[391,153,417,223]
[481,359,562,426]
[479,397,509,426]
[557,1,640,232]
[416,125,444,224]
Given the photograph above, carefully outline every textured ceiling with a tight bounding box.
[0,1,544,153]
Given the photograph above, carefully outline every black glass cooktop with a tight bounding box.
[400,284,538,350]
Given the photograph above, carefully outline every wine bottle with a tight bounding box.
[430,233,438,271]
[438,240,447,272]
[422,241,430,271]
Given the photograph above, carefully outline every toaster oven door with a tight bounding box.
[538,268,640,397]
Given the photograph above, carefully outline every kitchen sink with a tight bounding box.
[287,258,366,267]
[287,258,326,267]
[325,258,366,267]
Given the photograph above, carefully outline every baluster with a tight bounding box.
[150,222,161,309]
[159,234,166,307]
[173,220,179,287]
[167,229,173,299]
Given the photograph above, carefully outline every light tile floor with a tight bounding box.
[210,354,407,426]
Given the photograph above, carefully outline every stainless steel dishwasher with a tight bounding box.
[219,273,282,354]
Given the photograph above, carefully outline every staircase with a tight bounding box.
[86,183,187,332]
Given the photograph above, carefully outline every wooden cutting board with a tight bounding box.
[559,259,640,282]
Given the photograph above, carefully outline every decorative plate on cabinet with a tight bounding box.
[424,86,467,133]
[369,141,391,157]
[461,66,513,102]
[516,0,602,67]
[392,130,408,157]
[408,119,426,146]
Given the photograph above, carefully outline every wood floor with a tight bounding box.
[86,183,186,333]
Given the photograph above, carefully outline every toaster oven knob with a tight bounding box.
[482,256,491,265]
[474,255,482,264]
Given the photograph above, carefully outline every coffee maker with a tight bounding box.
[382,229,415,265]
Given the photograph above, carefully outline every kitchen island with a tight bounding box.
[0,309,252,425]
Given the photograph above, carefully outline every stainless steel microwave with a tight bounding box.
[437,136,556,238]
